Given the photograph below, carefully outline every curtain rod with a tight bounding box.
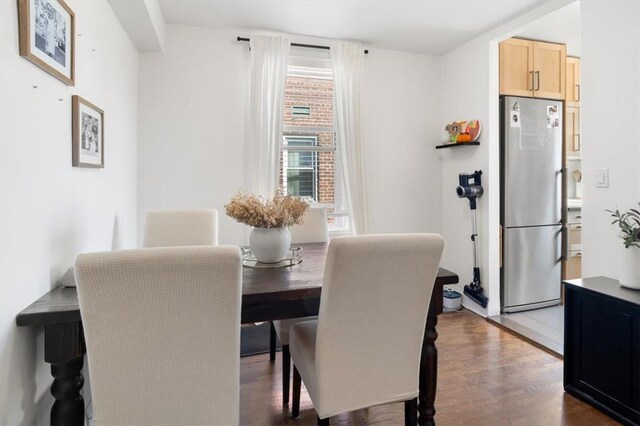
[236,37,369,55]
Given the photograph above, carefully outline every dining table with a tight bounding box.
[16,242,458,426]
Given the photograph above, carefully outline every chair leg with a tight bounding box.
[282,345,290,404]
[317,414,329,425]
[404,397,417,426]
[269,322,276,362]
[292,365,301,418]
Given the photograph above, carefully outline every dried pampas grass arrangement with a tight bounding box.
[225,190,309,228]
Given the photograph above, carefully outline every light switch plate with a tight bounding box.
[596,168,609,188]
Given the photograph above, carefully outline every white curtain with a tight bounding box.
[245,35,290,198]
[331,41,368,234]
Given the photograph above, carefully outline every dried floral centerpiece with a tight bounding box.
[226,190,309,263]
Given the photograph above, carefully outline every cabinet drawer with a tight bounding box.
[564,251,582,280]
[568,224,582,246]
[567,210,582,224]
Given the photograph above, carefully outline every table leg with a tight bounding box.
[45,322,86,426]
[418,313,438,426]
[418,285,442,426]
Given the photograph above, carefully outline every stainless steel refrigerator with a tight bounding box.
[501,96,563,313]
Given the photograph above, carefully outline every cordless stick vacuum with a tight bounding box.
[456,170,488,308]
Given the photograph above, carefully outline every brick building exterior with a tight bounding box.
[281,75,335,204]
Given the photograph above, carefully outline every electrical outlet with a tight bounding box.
[596,168,609,188]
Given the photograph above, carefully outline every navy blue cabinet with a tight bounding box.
[564,277,640,425]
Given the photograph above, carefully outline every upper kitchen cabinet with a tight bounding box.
[566,57,581,107]
[499,38,535,97]
[499,38,566,100]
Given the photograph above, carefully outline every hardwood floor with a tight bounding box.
[487,305,565,357]
[240,309,619,425]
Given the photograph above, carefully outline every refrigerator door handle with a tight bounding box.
[499,225,503,269]
[561,226,568,262]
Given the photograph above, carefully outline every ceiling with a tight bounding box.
[158,0,545,55]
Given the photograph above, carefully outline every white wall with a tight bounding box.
[137,25,444,245]
[580,0,640,278]
[517,1,581,57]
[137,25,249,246]
[362,49,442,234]
[0,1,139,423]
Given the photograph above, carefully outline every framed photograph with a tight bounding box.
[72,96,104,168]
[18,0,75,86]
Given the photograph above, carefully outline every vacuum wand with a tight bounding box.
[456,170,488,308]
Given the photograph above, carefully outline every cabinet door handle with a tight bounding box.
[576,252,582,257]
[535,71,540,91]
[529,71,534,91]
[576,84,580,101]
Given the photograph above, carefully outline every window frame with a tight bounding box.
[281,57,350,234]
[281,135,322,202]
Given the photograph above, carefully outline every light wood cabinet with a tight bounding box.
[563,251,582,280]
[499,38,534,97]
[566,57,581,107]
[565,106,581,156]
[533,41,566,100]
[568,223,582,247]
[563,214,582,280]
[499,38,566,100]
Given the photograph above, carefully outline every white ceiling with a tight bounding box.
[158,0,545,55]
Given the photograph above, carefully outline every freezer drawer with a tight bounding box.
[503,225,562,312]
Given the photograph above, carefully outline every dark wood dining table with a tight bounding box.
[16,242,458,426]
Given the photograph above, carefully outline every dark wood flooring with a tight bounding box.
[239,309,620,425]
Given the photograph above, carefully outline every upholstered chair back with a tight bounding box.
[143,209,218,247]
[314,234,444,417]
[75,246,242,425]
[289,207,329,244]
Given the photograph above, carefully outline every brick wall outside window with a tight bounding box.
[280,75,334,204]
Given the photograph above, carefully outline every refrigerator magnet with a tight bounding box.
[510,111,520,128]
[547,105,560,128]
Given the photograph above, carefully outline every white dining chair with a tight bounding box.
[289,206,330,244]
[75,246,242,426]
[271,207,328,404]
[143,209,218,248]
[289,234,444,425]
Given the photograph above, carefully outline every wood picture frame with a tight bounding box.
[72,96,104,168]
[18,0,75,86]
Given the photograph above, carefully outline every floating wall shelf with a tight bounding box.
[435,142,480,149]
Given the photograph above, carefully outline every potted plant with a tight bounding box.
[607,203,640,289]
[225,190,309,263]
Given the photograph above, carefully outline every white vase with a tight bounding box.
[619,245,640,290]
[249,227,291,263]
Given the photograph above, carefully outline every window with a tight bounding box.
[281,135,319,201]
[280,58,348,232]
